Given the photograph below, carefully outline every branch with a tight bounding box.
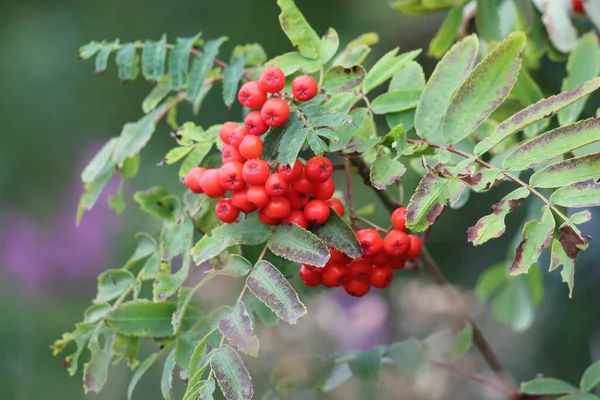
[349,157,400,210]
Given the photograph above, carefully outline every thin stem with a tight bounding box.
[344,158,358,228]
[349,157,401,212]
[356,216,388,233]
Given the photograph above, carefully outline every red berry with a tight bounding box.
[278,159,304,182]
[264,197,292,220]
[261,98,290,127]
[291,175,313,194]
[383,230,411,257]
[244,111,269,136]
[292,75,319,102]
[246,185,270,209]
[344,279,370,297]
[326,198,345,216]
[228,126,247,149]
[265,173,290,197]
[348,258,372,280]
[286,189,310,210]
[356,229,384,258]
[312,178,335,200]
[242,159,271,186]
[238,135,263,159]
[231,189,257,214]
[284,210,309,229]
[184,167,206,194]
[258,66,286,93]
[215,199,240,223]
[572,0,585,14]
[330,247,351,265]
[221,144,246,164]
[304,199,330,225]
[219,122,238,144]
[371,251,390,267]
[258,208,280,225]
[199,169,227,198]
[322,264,349,288]
[370,266,393,289]
[405,235,422,260]
[238,81,267,109]
[218,162,245,191]
[390,257,406,270]
[305,156,333,183]
[299,264,322,287]
[391,207,408,231]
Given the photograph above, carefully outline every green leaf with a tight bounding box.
[184,379,216,400]
[233,43,266,66]
[278,117,309,166]
[467,188,530,246]
[558,33,600,126]
[475,0,501,42]
[450,321,473,361]
[161,350,176,400]
[115,43,140,81]
[428,6,463,58]
[371,90,421,115]
[491,276,537,331]
[389,61,425,91]
[142,79,172,114]
[441,32,526,144]
[218,302,259,357]
[112,105,166,166]
[362,49,421,93]
[95,40,119,73]
[110,334,139,370]
[312,210,362,259]
[187,329,218,388]
[571,211,593,225]
[79,41,103,59]
[164,146,193,165]
[320,363,352,392]
[247,260,307,324]
[142,35,167,81]
[268,223,330,267]
[191,220,272,265]
[266,52,321,75]
[475,78,600,156]
[370,148,406,189]
[128,350,166,400]
[222,52,247,107]
[133,187,179,219]
[187,37,227,102]
[330,107,372,152]
[510,69,547,138]
[213,254,252,277]
[95,269,134,302]
[245,294,279,328]
[475,262,506,300]
[580,359,600,392]
[277,0,322,60]
[521,378,577,395]
[320,28,339,64]
[348,347,381,387]
[503,118,600,171]
[322,65,366,94]
[83,327,114,394]
[387,339,423,375]
[530,154,600,188]
[509,206,555,275]
[551,179,600,208]
[105,300,185,338]
[179,142,213,179]
[85,303,112,324]
[52,324,96,375]
[168,33,201,89]
[307,131,329,155]
[415,34,479,140]
[557,393,600,400]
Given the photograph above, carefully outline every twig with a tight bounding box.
[349,157,399,212]
[344,158,358,228]
[356,216,387,233]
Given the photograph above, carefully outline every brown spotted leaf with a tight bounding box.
[558,225,591,260]
[370,147,406,190]
[312,210,362,259]
[549,239,575,298]
[247,260,306,324]
[509,206,555,275]
[267,223,329,267]
[550,179,600,208]
[530,154,600,188]
[218,302,259,357]
[468,188,530,246]
[210,345,253,400]
[322,65,366,94]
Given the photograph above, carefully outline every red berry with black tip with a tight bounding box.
[244,111,269,136]
[322,265,349,288]
[228,126,247,149]
[348,258,372,281]
[284,210,309,229]
[221,144,246,164]
[371,265,393,289]
[238,81,267,109]
[304,199,330,225]
[299,264,322,287]
[356,229,384,258]
[218,162,245,191]
[292,75,319,102]
[199,169,227,198]
[219,122,238,144]
[305,156,333,183]
[261,98,290,127]
[258,66,286,93]
[264,197,292,220]
[265,173,290,197]
[238,135,263,159]
[278,159,304,182]
[215,199,240,223]
[286,189,310,210]
[344,279,370,297]
[184,167,206,194]
[383,230,411,257]
[242,159,270,186]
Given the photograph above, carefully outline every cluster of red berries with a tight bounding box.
[299,207,423,297]
[183,67,339,227]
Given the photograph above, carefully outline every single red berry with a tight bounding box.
[242,159,271,186]
[246,185,270,209]
[348,258,372,280]
[265,173,290,197]
[184,167,206,194]
[304,199,330,225]
[219,122,238,144]
[228,126,247,149]
[291,75,319,102]
[326,198,345,216]
[264,197,292,220]
[291,175,313,194]
[215,199,240,223]
[286,189,311,210]
[199,169,227,198]
[258,208,280,225]
[356,229,384,258]
[312,178,335,200]
[218,162,245,191]
[344,279,370,297]
[370,265,393,289]
[322,265,349,288]
[221,144,246,164]
[391,207,408,231]
[238,135,263,159]
[390,257,406,270]
[572,0,585,14]
[261,98,290,127]
[238,81,267,109]
[284,210,309,229]
[231,189,257,214]
[305,156,333,183]
[244,111,269,136]
[330,247,351,265]
[278,159,304,182]
[405,235,422,260]
[258,66,286,93]
[299,264,322,287]
[371,251,390,267]
[383,230,411,257]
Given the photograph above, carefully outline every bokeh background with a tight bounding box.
[1,0,599,399]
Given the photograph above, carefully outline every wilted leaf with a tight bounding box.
[218,302,259,357]
[312,210,362,259]
[322,65,366,94]
[133,187,179,219]
[529,154,600,188]
[550,179,600,208]
[277,0,322,60]
[521,378,577,395]
[83,327,114,394]
[509,206,555,275]
[268,223,330,267]
[211,345,254,400]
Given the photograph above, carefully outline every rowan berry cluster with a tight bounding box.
[299,207,422,297]
[183,67,339,227]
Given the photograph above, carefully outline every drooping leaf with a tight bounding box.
[266,52,321,75]
[222,52,247,108]
[267,223,330,267]
[161,350,176,400]
[370,148,406,189]
[169,33,201,89]
[428,6,463,58]
[362,49,421,93]
[52,324,96,376]
[415,34,479,140]
[79,41,103,60]
[277,0,322,60]
[218,301,259,357]
[509,206,555,275]
[187,37,227,102]
[322,65,366,94]
[115,43,140,81]
[503,118,600,171]
[278,117,309,166]
[441,32,526,144]
[142,78,172,113]
[530,154,600,188]
[551,179,600,208]
[348,347,381,387]
[247,260,307,324]
[467,188,530,246]
[371,90,421,115]
[142,35,167,81]
[580,360,600,392]
[95,269,134,303]
[211,345,254,400]
[95,40,119,73]
[312,210,362,259]
[320,28,339,64]
[83,327,114,394]
[450,321,473,361]
[521,378,578,395]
